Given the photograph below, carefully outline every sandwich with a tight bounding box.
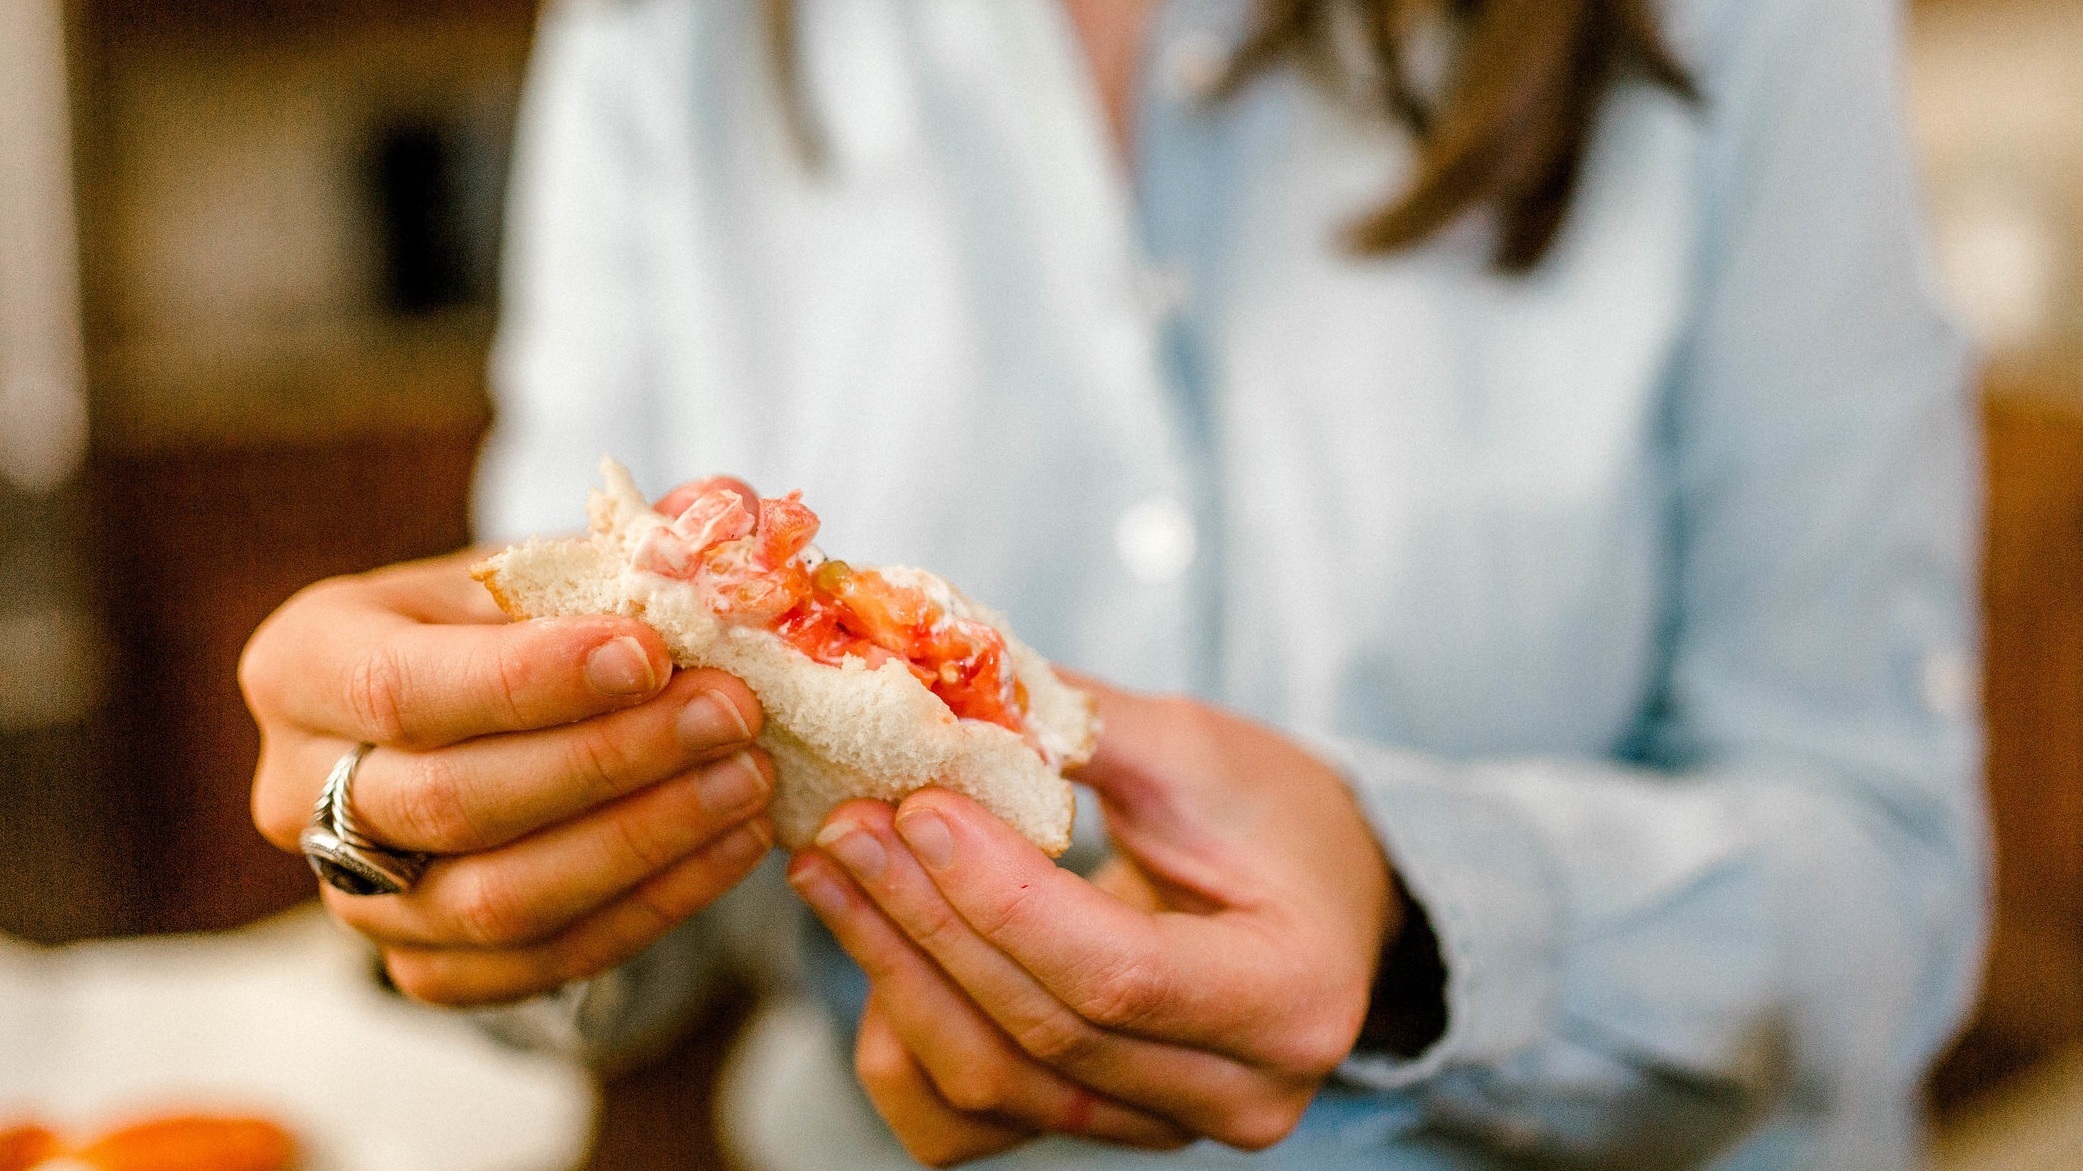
[472,458,1095,855]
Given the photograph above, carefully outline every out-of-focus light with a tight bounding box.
[0,0,89,495]
[1114,494,1198,584]
[1935,185,2063,356]
[0,606,101,731]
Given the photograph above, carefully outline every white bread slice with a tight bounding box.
[472,459,1095,855]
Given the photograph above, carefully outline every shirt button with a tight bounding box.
[1164,31,1229,104]
[1115,495,1198,584]
[1921,650,1976,722]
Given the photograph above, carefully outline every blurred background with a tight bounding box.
[0,0,2078,1167]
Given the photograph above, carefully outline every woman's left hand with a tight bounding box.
[786,680,1401,1166]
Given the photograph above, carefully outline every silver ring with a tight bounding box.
[299,742,434,896]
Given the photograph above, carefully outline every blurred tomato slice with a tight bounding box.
[0,1124,61,1171]
[75,1117,296,1171]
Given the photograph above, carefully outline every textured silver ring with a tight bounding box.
[299,742,434,896]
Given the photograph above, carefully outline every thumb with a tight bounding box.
[1054,679,1264,908]
[1052,672,1194,827]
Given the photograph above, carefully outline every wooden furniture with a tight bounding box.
[91,424,485,932]
[1935,389,2083,1106]
[59,0,534,932]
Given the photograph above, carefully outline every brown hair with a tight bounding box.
[763,0,1696,273]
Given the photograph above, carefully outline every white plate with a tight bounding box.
[0,906,594,1171]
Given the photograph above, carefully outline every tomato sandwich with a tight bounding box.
[473,458,1096,855]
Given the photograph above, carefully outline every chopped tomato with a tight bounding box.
[757,494,820,566]
[710,558,811,626]
[922,617,1022,732]
[817,561,932,658]
[672,486,757,550]
[644,479,1028,734]
[654,475,756,523]
[808,561,1021,731]
[772,602,856,661]
[0,1124,60,1171]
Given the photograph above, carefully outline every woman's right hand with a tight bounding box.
[242,549,775,1006]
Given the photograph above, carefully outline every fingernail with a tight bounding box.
[895,809,955,870]
[586,636,658,697]
[815,820,887,880]
[679,689,752,750]
[789,865,849,918]
[696,751,768,816]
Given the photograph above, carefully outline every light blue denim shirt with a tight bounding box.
[477,1,1986,1167]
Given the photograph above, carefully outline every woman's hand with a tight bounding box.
[243,550,774,1006]
[786,682,1399,1166]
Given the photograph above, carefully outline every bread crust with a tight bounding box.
[471,461,1094,855]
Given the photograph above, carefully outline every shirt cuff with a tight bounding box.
[1308,737,1565,1090]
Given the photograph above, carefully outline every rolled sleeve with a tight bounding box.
[1319,741,1564,1090]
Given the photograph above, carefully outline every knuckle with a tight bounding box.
[608,806,678,875]
[382,952,461,1007]
[1010,1006,1101,1067]
[249,756,307,850]
[907,899,977,959]
[487,639,534,728]
[1259,969,1364,1076]
[345,644,412,745]
[563,723,640,806]
[1075,954,1166,1031]
[1288,1016,1360,1077]
[854,1031,909,1090]
[967,870,1041,940]
[238,581,328,710]
[936,1062,1011,1115]
[449,868,539,946]
[235,633,277,713]
[1214,1099,1308,1152]
[620,882,687,941]
[389,753,486,853]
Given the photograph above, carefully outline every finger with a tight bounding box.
[380,817,772,1006]
[1070,686,1245,850]
[254,665,758,853]
[788,853,1191,1149]
[276,667,760,854]
[1090,855,1167,913]
[257,569,699,747]
[360,550,518,625]
[895,788,1303,1061]
[811,803,1294,1145]
[854,1000,1035,1169]
[328,750,773,947]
